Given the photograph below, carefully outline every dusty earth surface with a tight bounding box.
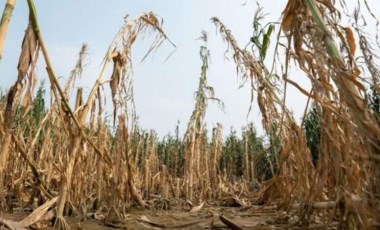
[1,198,334,229]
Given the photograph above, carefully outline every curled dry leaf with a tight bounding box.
[190,202,205,213]
[94,212,105,220]
[344,26,356,56]
[17,22,37,80]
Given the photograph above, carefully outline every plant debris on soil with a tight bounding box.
[2,199,339,229]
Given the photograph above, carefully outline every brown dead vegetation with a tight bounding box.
[0,0,380,229]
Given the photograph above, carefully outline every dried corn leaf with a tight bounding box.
[137,215,214,229]
[138,215,166,228]
[281,0,300,33]
[17,22,37,81]
[190,202,205,213]
[219,215,243,230]
[0,196,59,230]
[344,27,356,56]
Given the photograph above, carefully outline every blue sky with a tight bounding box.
[1,0,379,137]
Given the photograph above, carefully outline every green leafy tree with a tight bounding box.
[221,128,243,177]
[157,130,183,176]
[369,85,380,123]
[32,81,46,124]
[303,107,320,166]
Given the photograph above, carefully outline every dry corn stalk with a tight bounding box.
[0,20,38,208]
[183,31,224,201]
[0,0,16,62]
[54,12,173,228]
[279,0,379,227]
[212,17,314,209]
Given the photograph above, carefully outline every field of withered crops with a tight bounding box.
[0,0,379,229]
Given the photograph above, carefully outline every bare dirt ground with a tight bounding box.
[2,207,275,229]
[1,199,335,230]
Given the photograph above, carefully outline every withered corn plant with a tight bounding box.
[0,18,39,210]
[52,11,174,229]
[212,12,315,211]
[211,0,380,228]
[183,31,224,201]
[241,123,265,183]
[209,123,223,198]
[280,0,380,227]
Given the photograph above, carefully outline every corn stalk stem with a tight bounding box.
[304,0,361,101]
[0,83,19,208]
[26,0,111,165]
[0,0,15,62]
[26,0,79,129]
[13,134,53,199]
[303,0,340,59]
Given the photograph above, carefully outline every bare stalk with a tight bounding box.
[0,0,15,62]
